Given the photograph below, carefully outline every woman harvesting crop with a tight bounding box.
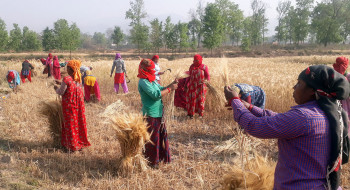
[224,65,350,189]
[137,59,178,168]
[54,60,91,152]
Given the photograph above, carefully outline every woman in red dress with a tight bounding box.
[54,60,91,152]
[185,55,210,119]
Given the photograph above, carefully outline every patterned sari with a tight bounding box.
[61,76,91,151]
[186,64,208,116]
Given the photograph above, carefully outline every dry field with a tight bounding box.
[0,55,349,189]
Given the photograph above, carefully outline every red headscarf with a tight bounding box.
[53,56,60,67]
[152,55,159,62]
[48,53,53,59]
[7,71,14,83]
[40,58,46,65]
[193,54,203,67]
[333,57,349,75]
[137,59,156,82]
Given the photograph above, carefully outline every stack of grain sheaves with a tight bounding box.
[40,98,63,147]
[100,100,150,177]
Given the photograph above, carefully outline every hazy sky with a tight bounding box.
[0,0,285,36]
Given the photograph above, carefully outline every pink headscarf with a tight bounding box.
[115,53,121,60]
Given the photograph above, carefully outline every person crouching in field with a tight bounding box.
[21,60,34,83]
[84,70,101,102]
[80,65,92,86]
[137,59,178,168]
[6,70,20,93]
[52,56,61,80]
[333,57,350,131]
[224,65,350,189]
[111,53,129,94]
[232,83,266,109]
[185,54,210,119]
[54,60,91,152]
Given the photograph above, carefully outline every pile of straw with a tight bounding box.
[40,99,63,147]
[99,100,126,120]
[204,80,226,112]
[221,155,276,190]
[110,113,150,177]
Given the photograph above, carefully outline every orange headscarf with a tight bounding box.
[67,60,82,83]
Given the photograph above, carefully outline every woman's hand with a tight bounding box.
[169,83,178,91]
[224,86,239,102]
[110,74,112,78]
[55,80,62,85]
[241,100,251,109]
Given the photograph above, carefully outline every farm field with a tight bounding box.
[0,55,349,189]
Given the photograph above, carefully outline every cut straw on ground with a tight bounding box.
[221,155,276,190]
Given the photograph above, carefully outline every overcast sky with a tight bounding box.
[0,0,292,37]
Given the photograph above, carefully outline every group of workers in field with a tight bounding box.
[5,52,350,189]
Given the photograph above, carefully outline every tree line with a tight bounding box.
[0,0,349,53]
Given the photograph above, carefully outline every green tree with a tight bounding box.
[163,16,177,52]
[42,27,56,51]
[125,0,149,52]
[69,23,81,51]
[340,0,350,43]
[53,19,81,51]
[192,0,205,48]
[22,26,41,51]
[311,1,345,46]
[202,3,224,54]
[293,0,314,44]
[8,24,22,52]
[0,18,8,51]
[176,22,190,52]
[92,32,107,49]
[241,17,252,51]
[188,17,201,49]
[250,0,268,45]
[149,18,163,53]
[111,26,124,48]
[227,3,244,46]
[275,0,291,43]
[80,33,93,49]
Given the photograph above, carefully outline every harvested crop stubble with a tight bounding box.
[110,113,150,177]
[221,155,276,190]
[40,98,63,147]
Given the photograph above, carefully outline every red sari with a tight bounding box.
[185,64,210,116]
[61,76,91,151]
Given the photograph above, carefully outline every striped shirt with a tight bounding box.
[231,99,330,190]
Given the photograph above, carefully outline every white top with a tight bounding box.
[154,63,161,81]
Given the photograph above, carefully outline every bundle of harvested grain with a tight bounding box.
[40,99,63,147]
[204,80,226,112]
[221,155,276,190]
[110,113,150,177]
